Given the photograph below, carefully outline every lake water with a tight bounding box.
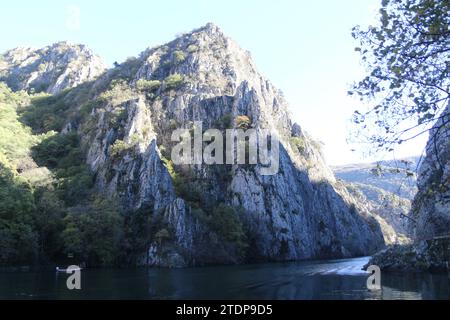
[1,257,449,300]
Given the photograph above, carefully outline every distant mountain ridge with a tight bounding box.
[332,157,420,243]
[332,156,420,200]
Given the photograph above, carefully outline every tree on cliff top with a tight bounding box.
[350,0,449,153]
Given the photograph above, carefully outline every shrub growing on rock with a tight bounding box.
[235,115,251,130]
[136,79,161,92]
[172,50,186,64]
[164,74,184,90]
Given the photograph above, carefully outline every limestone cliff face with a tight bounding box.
[60,24,385,266]
[366,105,450,272]
[333,159,419,244]
[0,42,107,94]
[411,104,450,240]
[343,182,410,245]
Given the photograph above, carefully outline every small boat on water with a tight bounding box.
[55,267,82,273]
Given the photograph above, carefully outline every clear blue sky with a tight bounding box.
[0,0,426,165]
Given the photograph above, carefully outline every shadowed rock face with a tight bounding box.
[0,42,107,94]
[411,104,450,241]
[72,23,385,266]
[366,105,450,272]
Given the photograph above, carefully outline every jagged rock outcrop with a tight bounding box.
[0,42,107,94]
[344,182,410,244]
[34,23,385,267]
[333,158,419,200]
[368,238,450,272]
[410,104,450,240]
[333,159,420,243]
[366,105,450,272]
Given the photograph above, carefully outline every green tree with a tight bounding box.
[32,132,79,169]
[120,205,153,264]
[110,139,129,157]
[61,197,123,266]
[0,158,38,265]
[34,188,66,260]
[210,204,247,251]
[350,0,449,152]
[164,74,184,90]
[172,50,186,64]
[136,79,161,92]
[32,132,93,205]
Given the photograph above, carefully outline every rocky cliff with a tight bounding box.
[1,24,387,267]
[0,42,107,94]
[343,182,410,244]
[64,23,384,266]
[366,104,450,272]
[410,104,450,241]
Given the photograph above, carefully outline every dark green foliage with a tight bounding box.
[215,113,233,130]
[78,100,99,122]
[32,132,79,169]
[192,204,247,257]
[0,83,129,267]
[0,161,38,265]
[0,82,110,266]
[111,57,142,82]
[61,197,123,266]
[57,169,94,206]
[161,158,203,205]
[121,206,153,264]
[209,204,246,245]
[20,92,71,133]
[173,171,203,205]
[161,151,247,258]
[33,189,66,261]
[0,160,35,225]
[32,132,93,206]
[0,221,38,266]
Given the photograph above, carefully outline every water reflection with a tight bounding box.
[0,257,449,300]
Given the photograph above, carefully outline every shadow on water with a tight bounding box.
[0,257,449,300]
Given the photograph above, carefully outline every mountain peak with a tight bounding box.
[195,22,222,34]
[178,22,228,45]
[134,21,260,95]
[0,43,106,93]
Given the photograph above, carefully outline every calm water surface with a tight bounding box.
[1,257,449,300]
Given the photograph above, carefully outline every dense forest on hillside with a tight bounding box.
[0,83,129,266]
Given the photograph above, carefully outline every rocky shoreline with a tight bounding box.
[364,237,450,272]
